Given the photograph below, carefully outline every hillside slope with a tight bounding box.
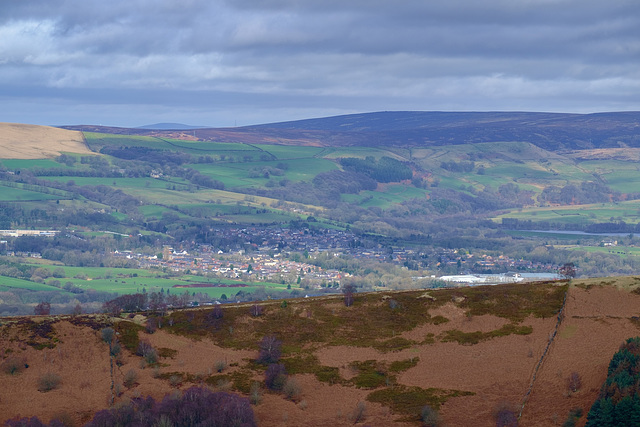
[62,111,640,151]
[0,123,92,159]
[1,279,638,426]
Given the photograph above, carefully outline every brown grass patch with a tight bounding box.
[0,123,92,159]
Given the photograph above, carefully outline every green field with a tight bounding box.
[84,133,258,156]
[0,159,70,170]
[0,276,66,292]
[0,185,61,201]
[560,244,640,258]
[504,230,605,240]
[496,200,640,225]
[258,144,326,159]
[39,176,189,189]
[190,156,338,187]
[323,147,392,159]
[0,262,292,300]
[343,184,428,208]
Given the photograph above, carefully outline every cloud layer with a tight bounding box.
[1,0,639,126]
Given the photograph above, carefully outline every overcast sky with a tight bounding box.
[1,0,639,127]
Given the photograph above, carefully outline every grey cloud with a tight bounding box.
[0,0,639,126]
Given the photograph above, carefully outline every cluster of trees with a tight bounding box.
[340,156,412,183]
[5,387,256,427]
[248,165,285,179]
[102,291,194,314]
[173,167,224,190]
[540,181,622,205]
[100,146,192,166]
[312,170,377,195]
[0,259,126,316]
[72,185,141,213]
[440,160,475,173]
[585,337,640,425]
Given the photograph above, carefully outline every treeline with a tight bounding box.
[0,203,22,229]
[173,167,224,190]
[586,337,640,425]
[440,160,475,173]
[502,217,640,234]
[313,170,377,194]
[100,146,193,166]
[539,181,631,205]
[6,234,146,267]
[5,387,256,427]
[340,156,412,183]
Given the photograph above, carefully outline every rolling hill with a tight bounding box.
[63,111,640,150]
[2,111,640,283]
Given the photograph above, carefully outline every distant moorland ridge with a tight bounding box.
[62,111,640,151]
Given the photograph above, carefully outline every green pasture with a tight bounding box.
[415,142,640,196]
[577,159,639,175]
[435,176,476,193]
[84,132,260,156]
[411,141,598,191]
[125,187,278,207]
[158,138,256,152]
[38,176,187,189]
[549,162,593,182]
[496,200,640,225]
[0,186,62,202]
[561,245,640,258]
[2,261,292,298]
[128,186,323,216]
[0,159,71,170]
[67,276,174,295]
[170,203,261,221]
[256,144,326,159]
[487,163,561,183]
[599,169,640,193]
[177,203,246,215]
[342,184,428,208]
[433,170,537,193]
[139,205,177,219]
[322,147,390,159]
[83,133,164,150]
[459,172,511,189]
[244,158,338,182]
[190,156,338,187]
[412,141,562,164]
[189,164,263,188]
[273,158,338,181]
[222,211,303,224]
[504,230,603,241]
[0,276,69,292]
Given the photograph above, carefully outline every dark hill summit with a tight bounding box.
[62,111,640,151]
[137,123,207,130]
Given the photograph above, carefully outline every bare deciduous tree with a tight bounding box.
[559,262,577,280]
[34,302,51,315]
[567,371,582,393]
[257,335,282,364]
[343,284,356,307]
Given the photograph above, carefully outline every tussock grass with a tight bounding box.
[389,358,420,373]
[164,283,565,352]
[114,321,144,353]
[367,385,475,421]
[440,323,533,345]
